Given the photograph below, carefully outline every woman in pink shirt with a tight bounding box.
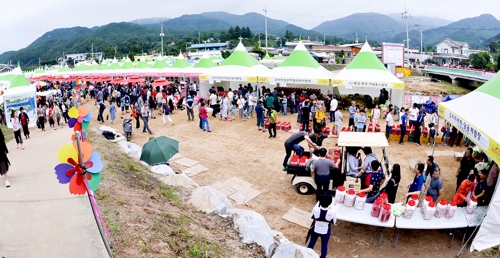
[199,103,211,132]
[10,110,24,150]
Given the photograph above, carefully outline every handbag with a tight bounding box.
[440,126,445,133]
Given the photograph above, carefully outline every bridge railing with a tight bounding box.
[426,66,496,80]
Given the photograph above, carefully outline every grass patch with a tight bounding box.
[1,125,13,142]
[439,80,472,95]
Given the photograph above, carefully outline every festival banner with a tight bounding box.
[4,92,37,128]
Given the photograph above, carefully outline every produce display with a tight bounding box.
[434,199,447,218]
[354,192,366,210]
[403,200,417,219]
[335,186,346,204]
[344,188,356,207]
[445,201,457,219]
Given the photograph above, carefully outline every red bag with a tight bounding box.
[440,126,445,133]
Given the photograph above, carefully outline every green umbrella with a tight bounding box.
[140,136,179,165]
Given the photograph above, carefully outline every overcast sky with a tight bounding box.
[1,0,499,54]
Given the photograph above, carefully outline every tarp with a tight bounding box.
[437,72,500,252]
[259,41,334,86]
[441,95,460,102]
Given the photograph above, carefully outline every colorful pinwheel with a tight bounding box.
[68,106,92,132]
[54,141,103,195]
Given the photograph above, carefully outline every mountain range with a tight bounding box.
[2,12,500,66]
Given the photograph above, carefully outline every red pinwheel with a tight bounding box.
[54,141,103,195]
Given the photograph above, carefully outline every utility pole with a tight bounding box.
[91,44,94,60]
[402,6,411,62]
[160,21,165,56]
[199,32,201,44]
[263,6,268,55]
[355,31,358,44]
[415,24,423,63]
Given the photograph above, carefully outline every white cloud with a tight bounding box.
[0,0,499,54]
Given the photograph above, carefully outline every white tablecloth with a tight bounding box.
[331,203,395,228]
[396,207,468,229]
[463,206,488,227]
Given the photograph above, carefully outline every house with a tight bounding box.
[311,45,354,64]
[65,52,103,62]
[433,38,470,65]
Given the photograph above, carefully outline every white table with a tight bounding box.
[331,203,395,246]
[461,206,488,246]
[463,206,487,227]
[394,207,468,248]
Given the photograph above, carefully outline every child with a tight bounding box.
[109,101,116,124]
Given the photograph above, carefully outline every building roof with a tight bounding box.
[312,45,352,52]
[438,38,469,48]
[187,43,231,49]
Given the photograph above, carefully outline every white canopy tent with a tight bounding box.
[438,72,500,253]
[333,42,405,108]
[2,67,37,128]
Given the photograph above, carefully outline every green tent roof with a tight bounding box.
[171,53,191,69]
[34,69,45,74]
[475,71,500,100]
[120,57,127,63]
[89,64,100,71]
[219,42,260,67]
[194,57,216,69]
[276,53,285,60]
[120,60,135,70]
[277,41,320,69]
[151,58,169,69]
[108,62,122,70]
[135,58,151,69]
[345,42,388,71]
[57,66,71,73]
[262,53,272,61]
[9,74,31,89]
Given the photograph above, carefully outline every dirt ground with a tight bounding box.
[88,98,485,257]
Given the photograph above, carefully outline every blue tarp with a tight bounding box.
[441,95,460,102]
[417,100,438,114]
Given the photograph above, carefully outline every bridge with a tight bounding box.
[424,66,495,87]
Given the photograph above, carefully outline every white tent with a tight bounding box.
[438,73,500,252]
[333,42,405,107]
[260,41,334,86]
[2,68,37,128]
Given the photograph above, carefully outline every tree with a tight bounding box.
[234,26,241,39]
[470,53,488,69]
[496,53,500,71]
[489,41,498,53]
[228,27,234,40]
[102,47,115,60]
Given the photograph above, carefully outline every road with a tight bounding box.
[0,126,108,258]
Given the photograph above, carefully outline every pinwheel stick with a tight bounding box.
[74,131,114,257]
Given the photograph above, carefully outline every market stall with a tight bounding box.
[2,68,37,128]
[259,41,334,95]
[199,41,270,95]
[437,72,500,253]
[332,42,405,108]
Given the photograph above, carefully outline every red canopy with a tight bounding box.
[151,78,172,87]
[110,78,125,84]
[126,76,145,83]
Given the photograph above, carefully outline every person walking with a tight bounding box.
[268,107,277,138]
[441,121,450,146]
[371,104,381,130]
[97,100,106,123]
[10,110,24,150]
[37,104,46,131]
[281,93,287,116]
[141,103,153,134]
[348,101,356,131]
[109,101,116,124]
[385,108,394,139]
[161,99,174,126]
[186,95,195,121]
[334,107,343,136]
[0,128,11,187]
[237,95,246,121]
[132,103,141,129]
[247,90,255,118]
[301,101,311,132]
[18,107,30,139]
[311,148,339,201]
[48,105,55,129]
[220,94,229,121]
[307,193,336,258]
[414,108,425,146]
[199,103,211,132]
[329,96,338,123]
[399,108,409,145]
[53,104,62,128]
[255,101,265,131]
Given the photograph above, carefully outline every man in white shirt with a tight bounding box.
[329,97,338,123]
[385,108,394,139]
[247,93,255,118]
[307,193,336,258]
[227,88,234,101]
[409,103,419,129]
[209,92,218,118]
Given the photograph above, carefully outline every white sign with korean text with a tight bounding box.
[445,110,489,150]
